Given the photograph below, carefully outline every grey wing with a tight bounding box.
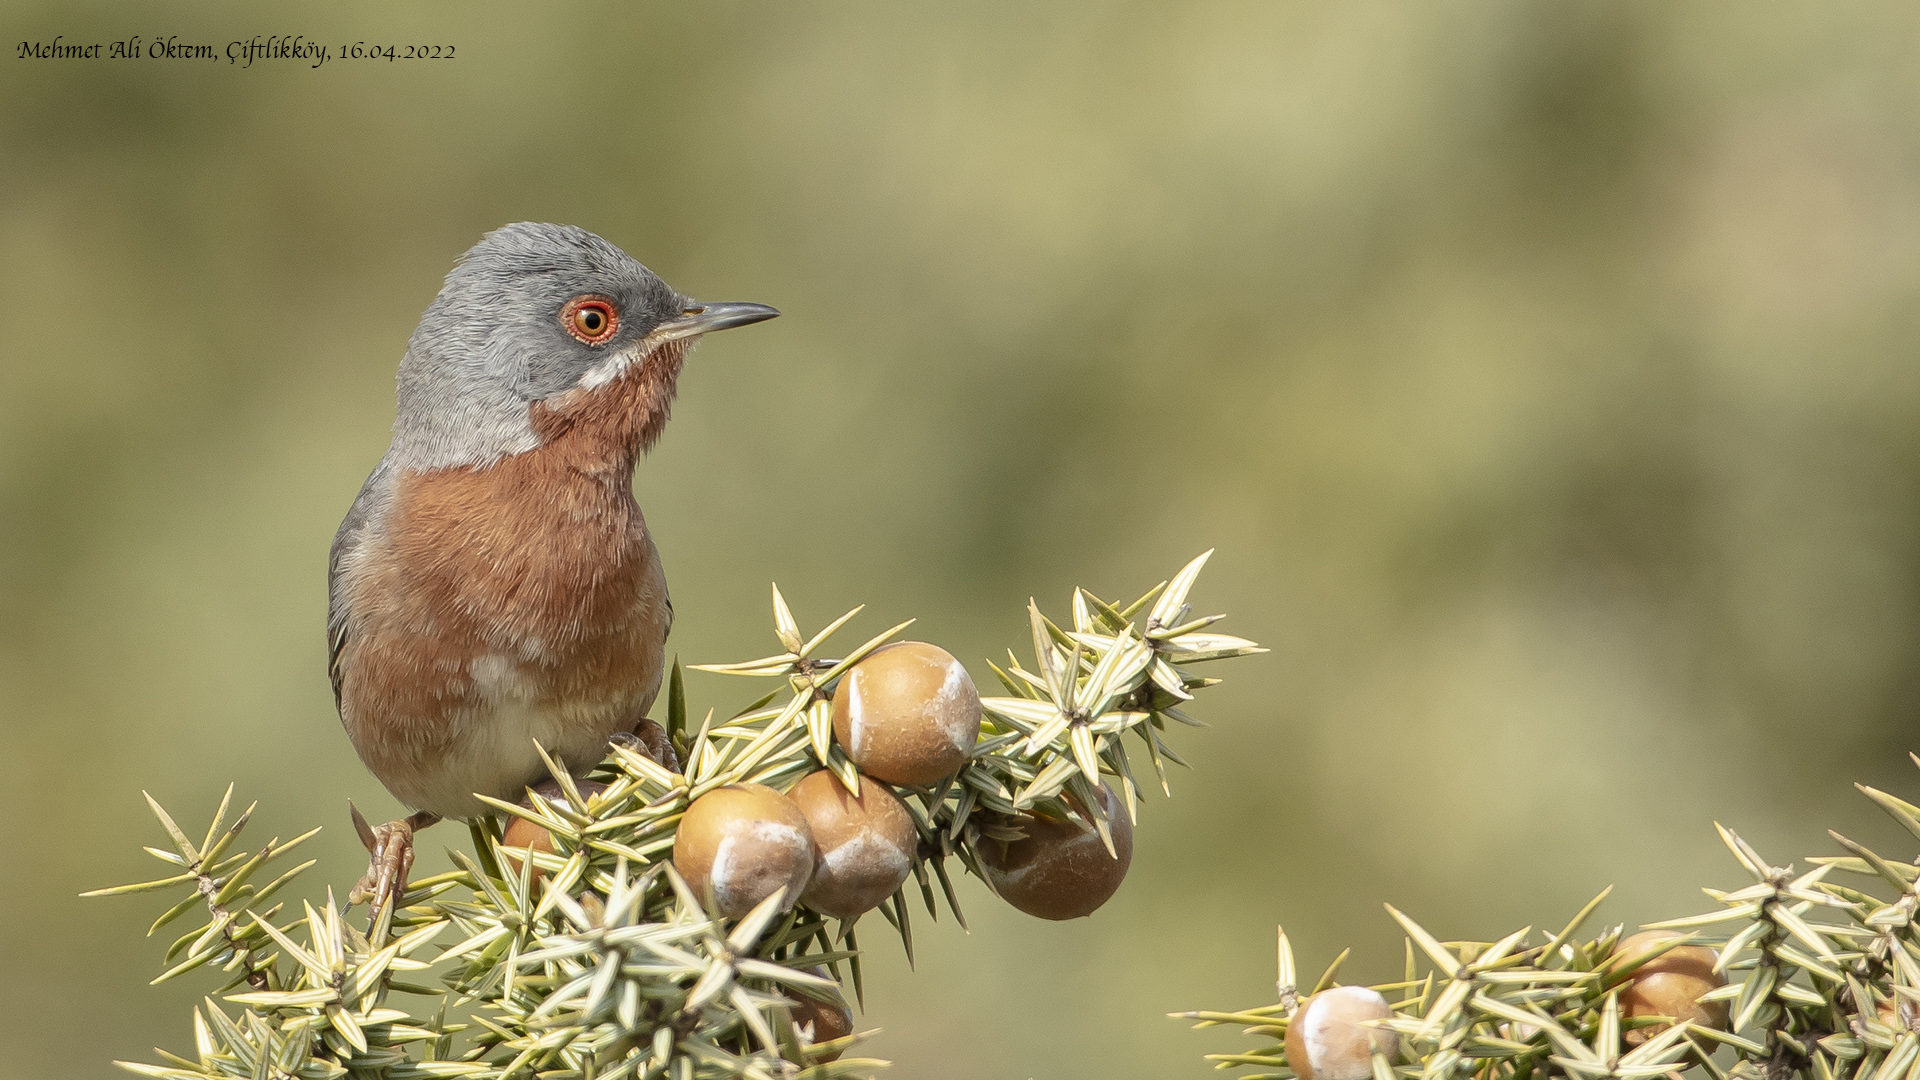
[328,456,395,709]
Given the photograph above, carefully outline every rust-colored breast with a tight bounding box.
[335,345,684,816]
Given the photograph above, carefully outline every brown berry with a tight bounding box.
[831,641,980,786]
[1610,931,1719,980]
[977,782,1132,920]
[500,779,606,884]
[1610,930,1728,1033]
[672,783,814,917]
[787,979,854,1062]
[1284,986,1399,1080]
[789,770,918,919]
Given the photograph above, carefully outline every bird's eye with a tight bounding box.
[561,297,619,345]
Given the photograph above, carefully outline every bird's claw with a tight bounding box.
[613,717,680,772]
[346,802,437,911]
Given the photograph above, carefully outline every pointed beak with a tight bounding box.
[649,301,780,343]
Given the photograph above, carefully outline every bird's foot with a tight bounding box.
[347,803,440,911]
[612,717,680,772]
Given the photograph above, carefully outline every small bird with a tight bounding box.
[327,223,777,908]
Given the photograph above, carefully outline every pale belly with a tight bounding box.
[391,656,648,819]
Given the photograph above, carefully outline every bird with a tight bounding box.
[327,222,778,909]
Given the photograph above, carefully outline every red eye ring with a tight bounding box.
[561,296,619,344]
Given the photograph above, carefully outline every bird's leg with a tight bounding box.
[611,717,680,773]
[347,802,441,912]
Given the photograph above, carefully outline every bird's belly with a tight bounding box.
[400,656,638,819]
[338,587,669,820]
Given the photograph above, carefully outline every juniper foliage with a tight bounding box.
[93,552,1261,1080]
[1179,764,1920,1080]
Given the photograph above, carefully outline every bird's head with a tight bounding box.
[390,222,777,471]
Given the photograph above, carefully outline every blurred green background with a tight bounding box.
[6,1,1920,1075]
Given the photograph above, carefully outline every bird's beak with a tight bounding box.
[648,301,780,343]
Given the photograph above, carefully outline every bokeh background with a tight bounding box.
[5,2,1920,1076]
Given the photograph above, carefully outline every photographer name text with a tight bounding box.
[16,36,455,69]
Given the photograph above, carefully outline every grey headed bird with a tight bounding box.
[327,222,778,907]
